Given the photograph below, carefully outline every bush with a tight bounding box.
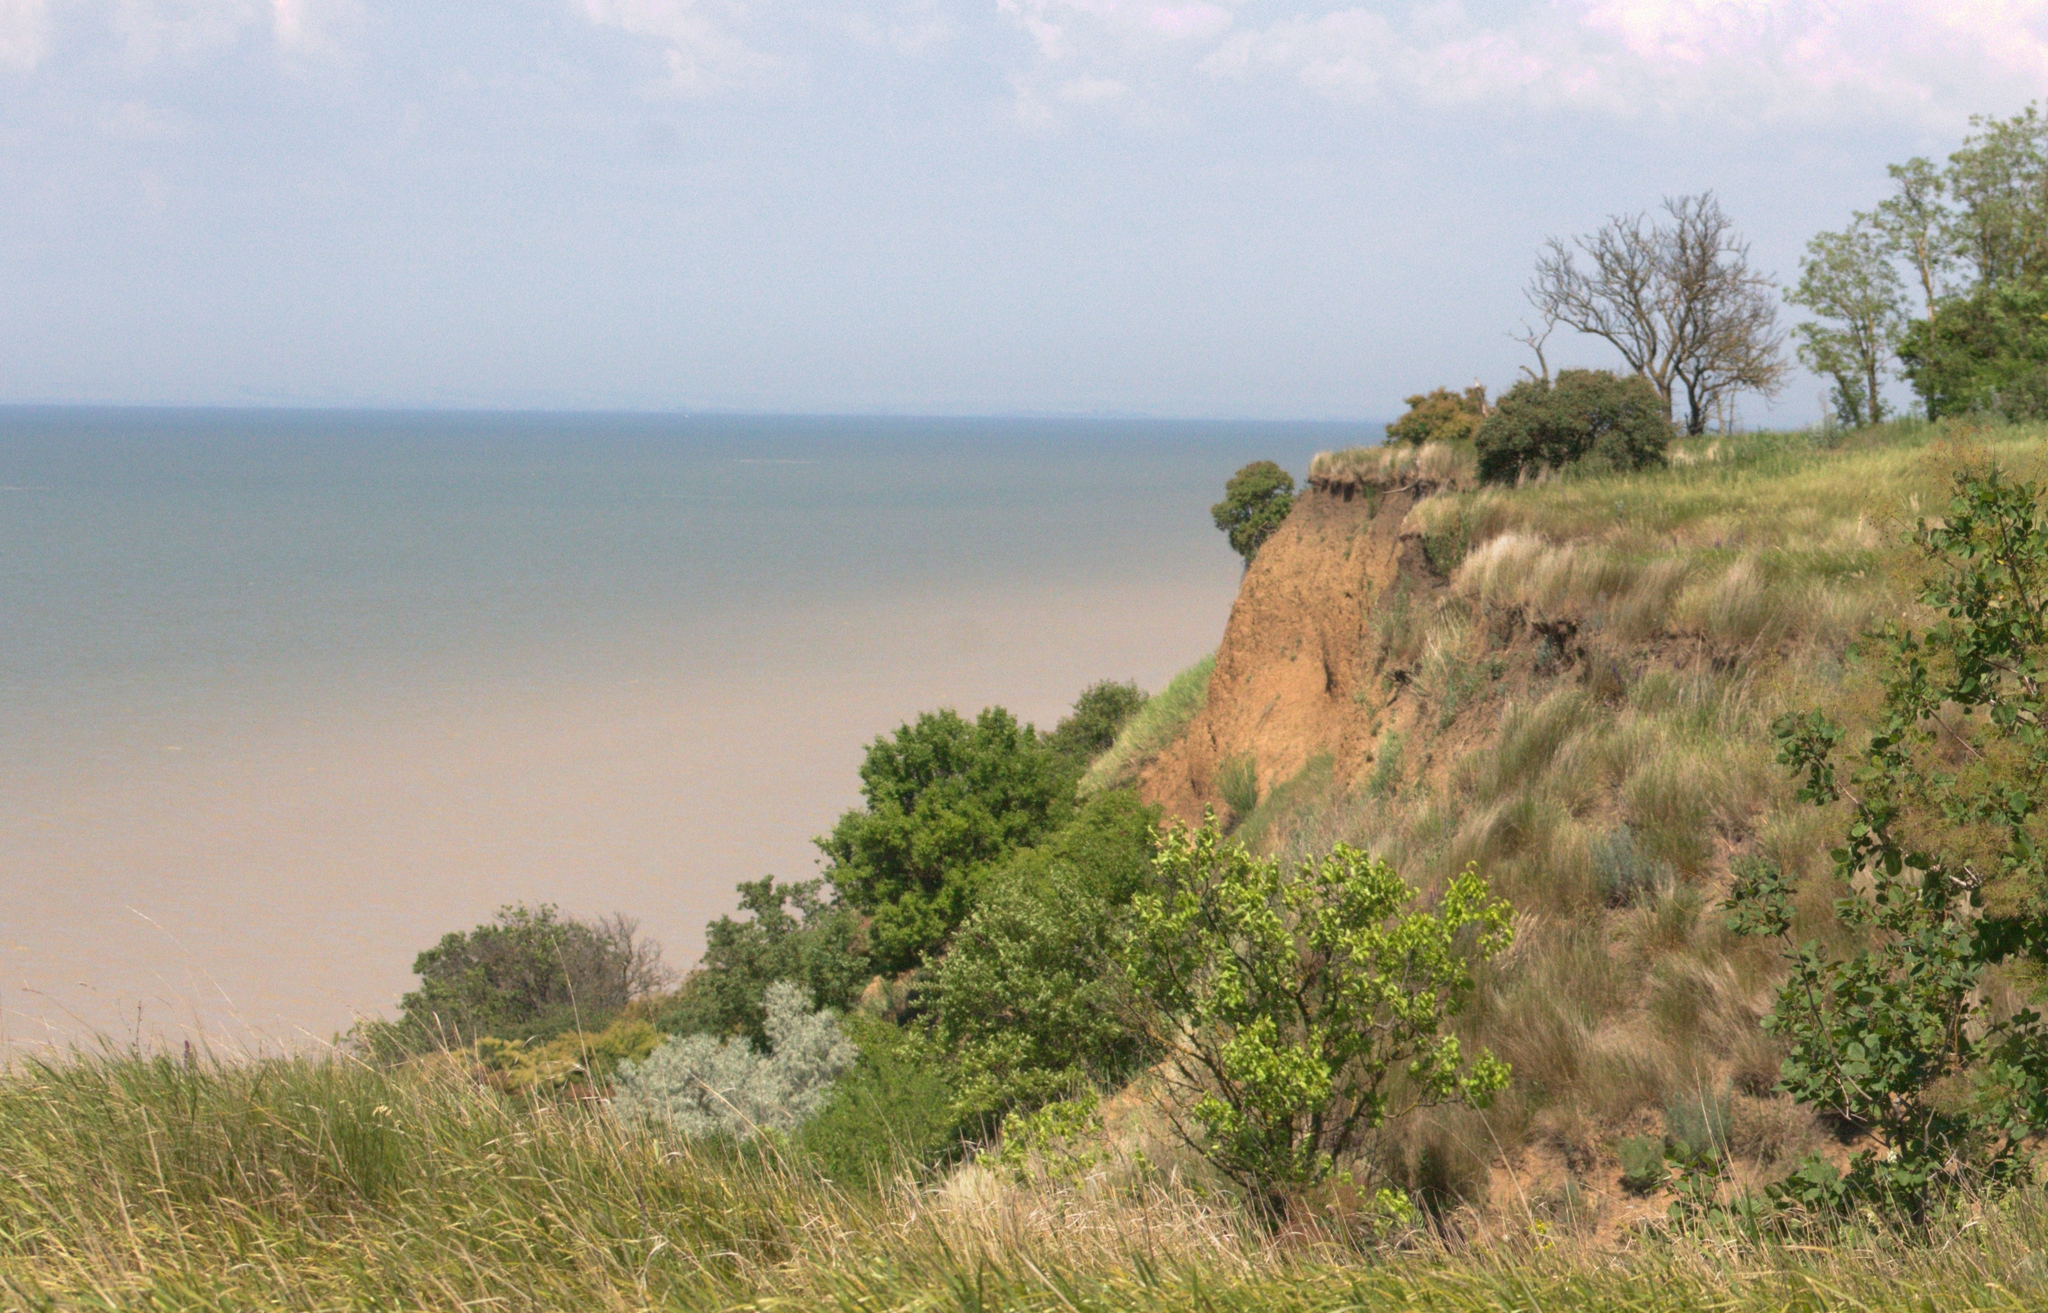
[820,706,1077,973]
[1897,284,2048,418]
[1727,467,2048,1215]
[1211,461,1296,565]
[1387,385,1487,446]
[1042,679,1148,766]
[928,791,1162,1121]
[375,905,668,1051]
[1474,370,1671,484]
[611,982,857,1139]
[655,876,867,1050]
[1123,817,1512,1214]
[796,1015,968,1183]
[1618,1133,1667,1194]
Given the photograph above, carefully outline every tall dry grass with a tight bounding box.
[8,1050,2048,1311]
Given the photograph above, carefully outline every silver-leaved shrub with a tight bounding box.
[611,980,857,1138]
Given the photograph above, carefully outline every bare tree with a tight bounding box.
[1510,312,1556,383]
[1529,192,1788,435]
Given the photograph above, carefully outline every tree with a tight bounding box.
[1897,283,2048,419]
[1868,157,1957,311]
[393,904,668,1046]
[1211,461,1296,566]
[1942,103,2048,292]
[820,706,1076,974]
[656,876,868,1050]
[1122,817,1512,1215]
[928,790,1162,1121]
[1529,192,1788,434]
[1472,369,1671,484]
[1386,386,1488,446]
[1041,679,1148,767]
[1788,220,1909,426]
[1726,467,2048,1215]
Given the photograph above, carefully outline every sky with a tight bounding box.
[1,1,2045,419]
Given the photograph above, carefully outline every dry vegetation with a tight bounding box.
[6,1050,2048,1311]
[1226,416,2048,1232]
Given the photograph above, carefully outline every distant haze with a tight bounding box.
[0,3,2041,418]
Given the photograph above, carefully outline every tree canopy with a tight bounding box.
[819,706,1077,974]
[1473,369,1670,484]
[1210,461,1296,566]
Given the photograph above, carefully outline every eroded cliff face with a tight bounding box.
[1140,478,1440,826]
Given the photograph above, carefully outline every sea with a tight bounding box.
[0,408,1379,1055]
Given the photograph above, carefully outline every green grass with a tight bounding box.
[1081,654,1216,795]
[10,1050,2048,1310]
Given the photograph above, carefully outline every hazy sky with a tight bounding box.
[1,1,2042,418]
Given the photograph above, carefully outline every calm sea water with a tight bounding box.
[1,408,1376,1053]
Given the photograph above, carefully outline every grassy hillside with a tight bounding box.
[1147,416,2048,1228]
[5,1050,2048,1310]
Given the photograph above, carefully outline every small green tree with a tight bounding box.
[1042,679,1148,767]
[1789,220,1908,426]
[656,876,868,1050]
[929,790,1162,1121]
[821,706,1077,974]
[1122,816,1512,1215]
[1386,386,1488,446]
[1211,461,1296,566]
[1473,369,1670,484]
[1727,467,2048,1216]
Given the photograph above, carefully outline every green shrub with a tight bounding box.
[1042,679,1148,766]
[1663,1088,1733,1165]
[927,791,1163,1121]
[820,706,1077,973]
[1898,283,2048,418]
[1387,386,1487,446]
[1474,370,1671,484]
[1618,1133,1667,1194]
[796,1016,967,1184]
[370,904,668,1052]
[1123,818,1512,1214]
[1216,752,1260,817]
[1211,461,1296,565]
[655,876,867,1050]
[1728,467,2048,1215]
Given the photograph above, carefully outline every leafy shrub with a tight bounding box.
[1387,386,1487,447]
[1211,461,1296,565]
[820,706,1077,973]
[1618,1133,1667,1194]
[796,1015,967,1184]
[1591,827,1673,908]
[1727,467,2048,1215]
[928,791,1163,1121]
[1216,752,1260,818]
[611,981,857,1139]
[1123,817,1512,1214]
[1474,370,1671,484]
[1042,680,1149,766]
[655,876,867,1050]
[374,905,668,1052]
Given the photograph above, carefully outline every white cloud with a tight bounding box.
[1195,1,2048,125]
[580,0,784,94]
[0,0,51,71]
